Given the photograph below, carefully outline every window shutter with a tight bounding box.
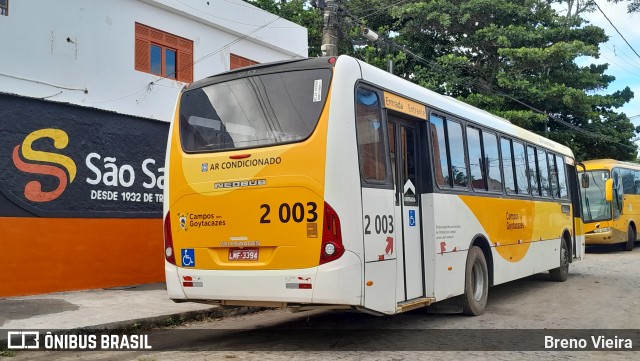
[135,22,192,81]
[177,51,193,83]
[135,38,150,72]
[230,54,259,70]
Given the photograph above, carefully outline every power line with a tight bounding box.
[593,1,640,60]
[356,0,411,21]
[0,73,88,93]
[611,44,640,68]
[601,44,640,73]
[341,8,636,151]
[173,0,300,28]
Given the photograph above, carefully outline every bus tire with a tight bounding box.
[624,225,635,252]
[462,246,488,316]
[549,238,569,282]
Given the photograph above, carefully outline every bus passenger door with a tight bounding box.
[389,117,425,302]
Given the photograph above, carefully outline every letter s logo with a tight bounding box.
[12,129,77,202]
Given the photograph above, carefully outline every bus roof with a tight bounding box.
[186,57,335,91]
[581,159,640,170]
[183,55,574,159]
[352,56,574,159]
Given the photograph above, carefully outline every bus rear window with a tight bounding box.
[179,69,331,152]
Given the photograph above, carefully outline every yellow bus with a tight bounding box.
[579,159,640,251]
[163,56,584,315]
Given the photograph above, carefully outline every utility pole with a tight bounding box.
[321,0,338,56]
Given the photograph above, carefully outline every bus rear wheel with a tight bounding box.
[624,225,635,252]
[462,246,488,316]
[549,238,569,282]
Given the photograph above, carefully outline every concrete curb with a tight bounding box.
[83,306,266,332]
[0,306,266,350]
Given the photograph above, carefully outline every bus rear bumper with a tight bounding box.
[164,251,362,306]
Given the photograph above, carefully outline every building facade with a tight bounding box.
[0,0,307,297]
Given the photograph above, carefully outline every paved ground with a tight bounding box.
[0,283,217,331]
[2,243,640,360]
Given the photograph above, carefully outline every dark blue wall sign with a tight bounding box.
[0,93,169,218]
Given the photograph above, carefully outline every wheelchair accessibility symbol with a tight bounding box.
[182,249,195,267]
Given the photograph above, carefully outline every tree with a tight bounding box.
[550,0,596,18]
[244,0,324,57]
[609,0,640,13]
[352,0,637,160]
[245,0,638,160]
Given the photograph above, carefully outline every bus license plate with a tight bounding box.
[228,248,259,261]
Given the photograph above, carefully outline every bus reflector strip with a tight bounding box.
[183,281,203,288]
[286,283,312,289]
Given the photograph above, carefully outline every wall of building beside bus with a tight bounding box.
[0,94,168,297]
[0,0,307,124]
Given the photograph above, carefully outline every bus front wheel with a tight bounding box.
[462,246,488,316]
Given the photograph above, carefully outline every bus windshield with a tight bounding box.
[179,69,331,152]
[580,170,611,222]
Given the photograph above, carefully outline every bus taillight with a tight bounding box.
[164,213,176,265]
[320,202,344,265]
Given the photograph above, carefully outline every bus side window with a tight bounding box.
[355,87,388,183]
[622,169,634,195]
[527,146,540,196]
[537,148,550,197]
[612,168,623,218]
[388,122,398,192]
[546,151,559,198]
[555,154,568,199]
[500,137,516,194]
[635,170,640,194]
[467,126,486,191]
[513,141,529,195]
[483,131,502,192]
[446,119,468,188]
[430,114,450,188]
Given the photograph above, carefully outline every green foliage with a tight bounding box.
[245,0,637,160]
[359,0,637,160]
[244,0,323,56]
[0,350,17,357]
[609,0,640,13]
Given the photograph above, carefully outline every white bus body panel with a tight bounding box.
[575,234,585,260]
[166,251,362,305]
[323,57,370,307]
[361,188,398,314]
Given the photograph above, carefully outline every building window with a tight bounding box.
[230,54,259,69]
[134,23,193,82]
[0,0,8,16]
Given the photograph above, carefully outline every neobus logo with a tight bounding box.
[12,129,77,202]
[214,179,266,189]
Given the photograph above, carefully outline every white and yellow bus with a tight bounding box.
[580,159,640,251]
[163,55,584,315]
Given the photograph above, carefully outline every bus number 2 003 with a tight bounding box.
[260,202,318,224]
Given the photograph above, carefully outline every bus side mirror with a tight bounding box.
[605,178,613,202]
[581,173,589,188]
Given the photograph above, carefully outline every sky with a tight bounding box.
[563,1,640,129]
